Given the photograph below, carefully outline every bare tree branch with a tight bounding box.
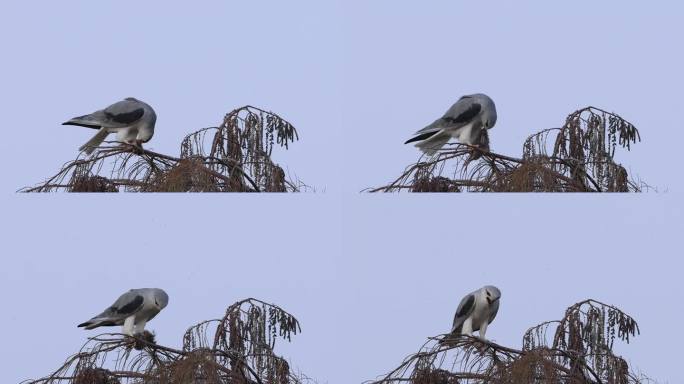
[21,106,310,193]
[21,298,316,384]
[366,299,648,384]
[370,107,649,193]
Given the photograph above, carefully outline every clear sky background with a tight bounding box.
[340,2,683,193]
[0,1,345,193]
[1,1,683,384]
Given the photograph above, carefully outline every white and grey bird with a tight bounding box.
[62,97,157,155]
[78,288,169,336]
[448,285,501,340]
[405,93,497,156]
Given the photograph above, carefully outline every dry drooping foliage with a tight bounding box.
[371,107,646,192]
[23,298,314,384]
[23,106,305,192]
[367,299,647,384]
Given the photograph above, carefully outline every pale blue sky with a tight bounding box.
[340,1,683,192]
[0,1,345,192]
[1,2,683,384]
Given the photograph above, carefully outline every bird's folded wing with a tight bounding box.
[408,98,482,140]
[97,293,144,321]
[451,294,475,331]
[442,100,481,126]
[102,99,145,125]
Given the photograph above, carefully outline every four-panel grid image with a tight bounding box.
[2,2,682,384]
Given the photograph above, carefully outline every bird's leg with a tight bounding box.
[122,316,136,336]
[133,319,147,335]
[461,318,473,337]
[478,321,488,341]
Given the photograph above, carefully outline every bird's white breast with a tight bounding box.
[115,126,139,143]
[469,294,490,327]
[453,121,476,145]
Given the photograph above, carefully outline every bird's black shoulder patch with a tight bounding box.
[105,108,144,125]
[444,103,481,125]
[456,295,475,317]
[404,131,439,144]
[116,295,144,315]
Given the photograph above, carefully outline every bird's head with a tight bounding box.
[137,100,157,143]
[483,110,497,130]
[153,289,169,310]
[483,285,501,305]
[140,114,157,143]
[475,93,497,130]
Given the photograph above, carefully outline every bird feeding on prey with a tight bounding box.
[77,288,168,336]
[63,97,157,155]
[405,93,497,156]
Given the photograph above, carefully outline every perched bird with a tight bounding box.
[78,288,169,336]
[447,285,501,341]
[63,97,157,154]
[405,94,497,156]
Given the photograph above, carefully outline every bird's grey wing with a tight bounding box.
[407,97,482,143]
[62,110,110,130]
[440,97,482,126]
[102,99,145,126]
[488,300,500,324]
[110,290,145,312]
[88,292,144,322]
[451,294,476,333]
[63,99,144,129]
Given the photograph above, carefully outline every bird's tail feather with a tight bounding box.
[405,130,439,144]
[78,317,114,330]
[415,132,451,156]
[77,320,98,330]
[438,323,463,345]
[62,116,101,130]
[79,128,109,154]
